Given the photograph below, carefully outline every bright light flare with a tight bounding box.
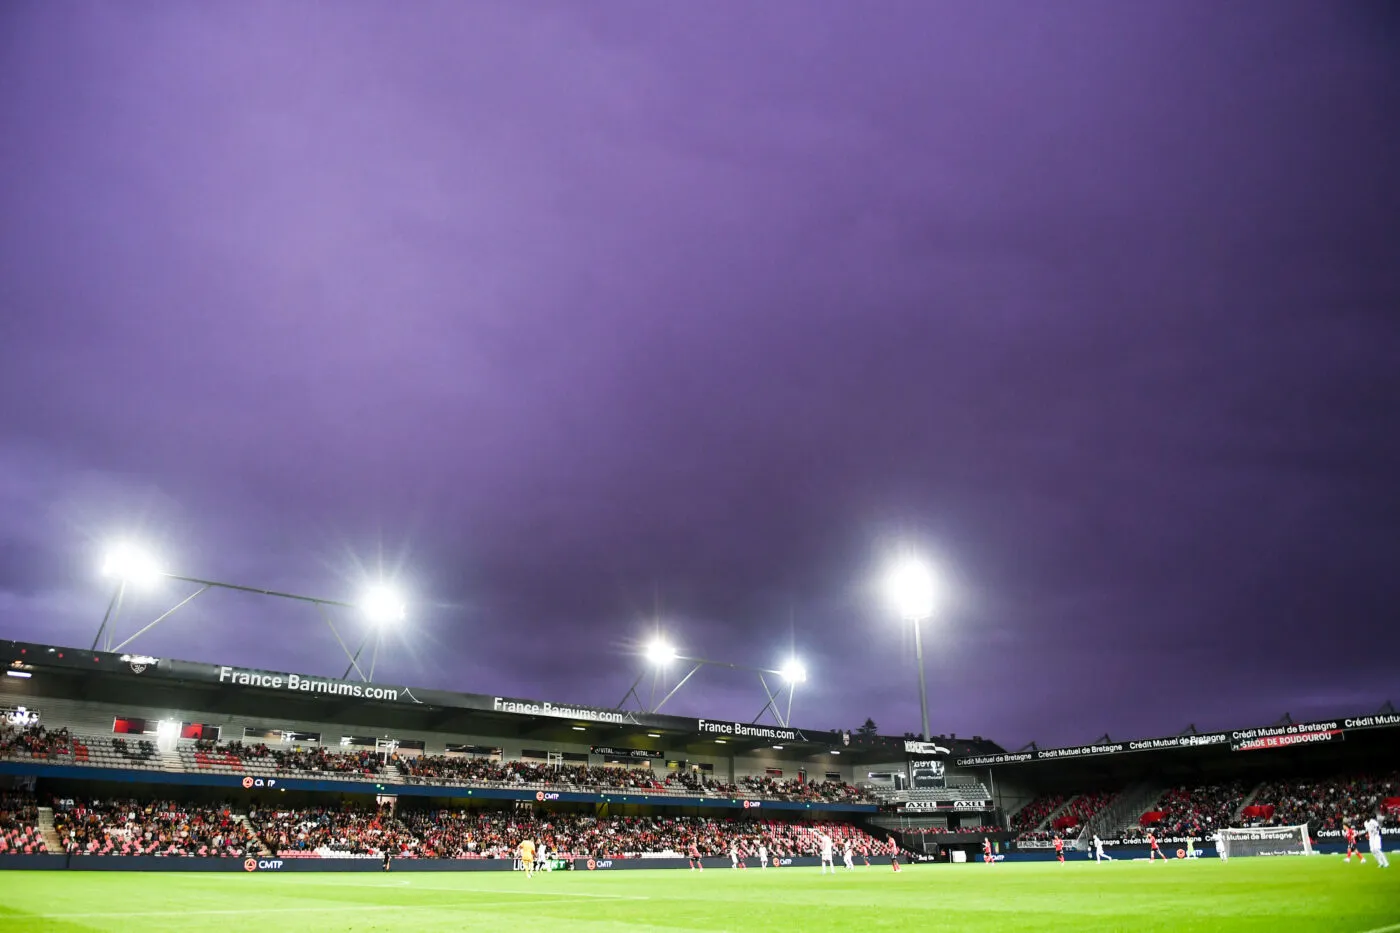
[361,585,407,626]
[644,638,676,666]
[779,659,807,683]
[884,555,937,621]
[101,544,163,588]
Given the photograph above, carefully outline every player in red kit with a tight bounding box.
[1147,832,1167,862]
[1344,824,1363,863]
[982,837,994,864]
[688,843,703,871]
[887,835,902,872]
[1054,834,1065,864]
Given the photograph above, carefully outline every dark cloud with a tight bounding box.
[1,1,1397,747]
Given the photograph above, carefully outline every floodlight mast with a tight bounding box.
[885,555,938,742]
[615,648,806,729]
[91,546,405,683]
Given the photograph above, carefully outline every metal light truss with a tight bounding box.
[91,573,391,682]
[614,656,801,728]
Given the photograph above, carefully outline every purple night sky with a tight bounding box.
[1,1,1397,749]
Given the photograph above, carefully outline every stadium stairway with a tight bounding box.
[1036,797,1078,833]
[1079,781,1165,846]
[1231,781,1266,823]
[37,807,62,854]
[232,813,272,856]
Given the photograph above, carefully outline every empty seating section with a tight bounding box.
[857,781,991,806]
[0,792,46,854]
[1011,794,1065,834]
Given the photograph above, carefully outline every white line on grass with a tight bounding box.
[1355,924,1400,933]
[268,878,647,899]
[33,896,640,921]
[395,887,649,899]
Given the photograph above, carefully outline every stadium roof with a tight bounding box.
[1,640,1004,763]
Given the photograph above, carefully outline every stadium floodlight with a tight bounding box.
[361,584,406,626]
[779,659,807,683]
[882,553,939,743]
[644,637,677,666]
[101,544,163,589]
[885,556,937,622]
[155,719,181,752]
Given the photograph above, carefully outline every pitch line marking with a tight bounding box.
[32,895,642,920]
[291,879,647,899]
[1355,924,1400,933]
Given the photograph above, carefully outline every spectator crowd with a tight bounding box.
[1011,794,1065,835]
[1132,781,1249,838]
[5,725,881,805]
[36,793,886,861]
[0,723,75,760]
[52,798,260,857]
[0,792,45,854]
[1252,772,1400,833]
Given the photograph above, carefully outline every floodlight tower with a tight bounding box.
[885,554,938,742]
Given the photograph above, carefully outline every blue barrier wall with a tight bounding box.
[0,855,827,872]
[0,855,66,871]
[1002,842,1355,862]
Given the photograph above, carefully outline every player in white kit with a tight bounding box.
[1215,829,1228,862]
[843,839,855,871]
[1364,814,1390,868]
[820,833,835,874]
[758,843,768,869]
[1093,834,1109,862]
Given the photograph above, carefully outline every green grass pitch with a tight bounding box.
[0,857,1396,932]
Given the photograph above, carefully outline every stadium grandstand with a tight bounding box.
[3,637,1399,874]
[0,638,1011,870]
